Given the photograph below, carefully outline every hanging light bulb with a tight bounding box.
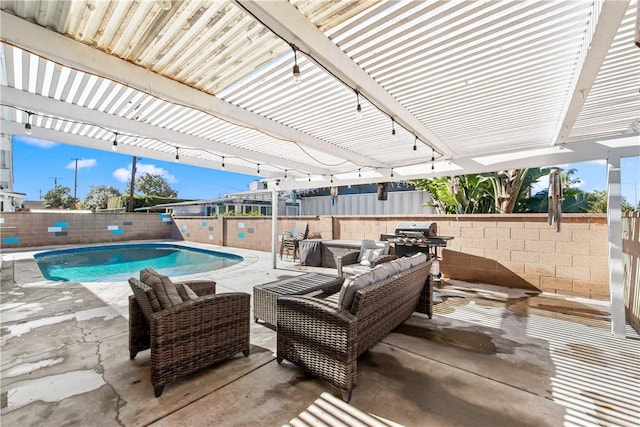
[221,156,225,168]
[24,112,33,135]
[284,169,288,179]
[391,118,397,139]
[390,168,394,178]
[358,168,361,178]
[292,45,301,84]
[257,163,260,174]
[330,175,333,184]
[175,147,180,162]
[308,174,311,182]
[431,147,435,172]
[112,133,118,151]
[355,90,363,119]
[413,135,417,151]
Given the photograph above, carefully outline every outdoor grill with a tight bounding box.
[381,222,453,258]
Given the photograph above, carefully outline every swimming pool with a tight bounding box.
[34,244,243,282]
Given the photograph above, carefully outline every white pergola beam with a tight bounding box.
[0,11,383,170]
[0,120,261,176]
[1,86,330,176]
[551,0,630,146]
[273,135,640,191]
[235,0,455,159]
[607,154,626,338]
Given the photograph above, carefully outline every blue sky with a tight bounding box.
[12,135,260,201]
[11,135,640,206]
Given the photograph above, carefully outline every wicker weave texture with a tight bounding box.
[253,273,344,326]
[276,260,433,401]
[129,279,250,397]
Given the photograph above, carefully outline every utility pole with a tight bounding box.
[49,176,62,188]
[71,157,82,204]
[128,156,138,212]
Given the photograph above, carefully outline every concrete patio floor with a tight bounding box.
[1,242,639,426]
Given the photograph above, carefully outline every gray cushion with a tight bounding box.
[128,278,162,323]
[338,271,376,310]
[357,240,390,262]
[342,264,375,276]
[371,263,393,283]
[175,283,199,301]
[398,257,412,271]
[140,268,183,309]
[359,247,385,266]
[386,258,405,276]
[409,252,428,267]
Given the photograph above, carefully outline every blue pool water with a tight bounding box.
[34,244,243,282]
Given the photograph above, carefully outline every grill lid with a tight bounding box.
[394,222,437,237]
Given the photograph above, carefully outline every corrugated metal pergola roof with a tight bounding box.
[0,0,638,191]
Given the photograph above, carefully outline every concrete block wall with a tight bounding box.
[0,212,178,248]
[1,212,614,301]
[171,217,224,246]
[171,216,331,252]
[332,214,609,300]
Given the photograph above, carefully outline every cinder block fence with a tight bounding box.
[0,212,619,301]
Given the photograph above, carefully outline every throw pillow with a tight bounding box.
[359,247,384,266]
[128,278,162,323]
[357,240,390,262]
[357,240,375,262]
[175,283,199,301]
[183,284,199,300]
[140,268,183,309]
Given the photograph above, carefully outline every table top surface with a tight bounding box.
[255,273,343,295]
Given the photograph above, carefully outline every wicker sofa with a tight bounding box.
[129,269,250,397]
[276,253,433,402]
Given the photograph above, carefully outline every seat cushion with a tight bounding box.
[342,264,374,276]
[140,268,183,309]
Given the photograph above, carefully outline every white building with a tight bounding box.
[0,134,26,212]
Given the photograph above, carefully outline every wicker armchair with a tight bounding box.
[128,277,250,397]
[336,240,396,277]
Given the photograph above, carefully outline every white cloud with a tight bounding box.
[65,159,97,169]
[584,159,607,166]
[113,167,130,183]
[112,162,176,183]
[22,137,57,148]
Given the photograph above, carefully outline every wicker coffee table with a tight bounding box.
[253,273,344,327]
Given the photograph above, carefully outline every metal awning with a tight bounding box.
[0,0,637,192]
